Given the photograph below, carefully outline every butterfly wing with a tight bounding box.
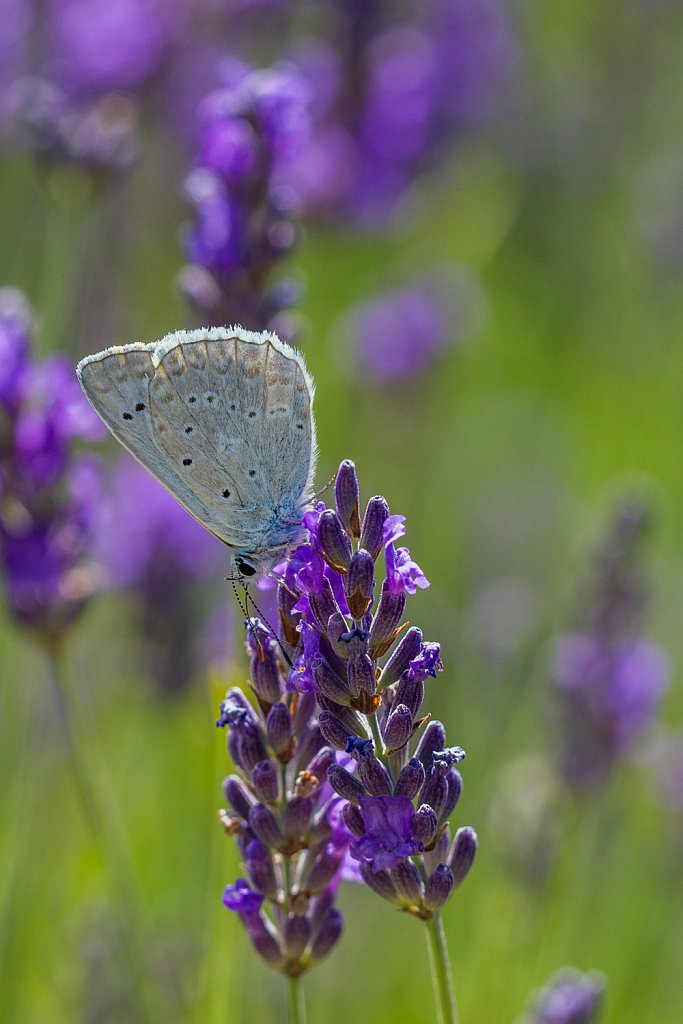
[76,327,317,552]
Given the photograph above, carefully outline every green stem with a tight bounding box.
[287,977,307,1024]
[46,644,162,1023]
[425,913,459,1024]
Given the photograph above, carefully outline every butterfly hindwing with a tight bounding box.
[76,327,318,558]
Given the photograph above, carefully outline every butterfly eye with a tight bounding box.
[236,557,257,577]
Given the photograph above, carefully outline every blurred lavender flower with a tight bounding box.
[553,501,669,790]
[98,456,227,695]
[289,0,515,225]
[178,61,310,337]
[217,456,475,992]
[0,287,105,643]
[46,0,183,98]
[518,968,605,1024]
[5,0,183,175]
[13,79,138,177]
[338,266,485,383]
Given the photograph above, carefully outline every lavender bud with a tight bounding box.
[415,721,448,772]
[313,657,353,706]
[318,509,353,571]
[394,757,426,799]
[306,746,335,784]
[342,802,366,837]
[304,845,344,893]
[246,840,279,900]
[318,710,351,750]
[394,674,425,718]
[347,654,375,698]
[337,627,370,659]
[327,764,366,803]
[266,702,292,757]
[294,724,325,772]
[237,729,269,774]
[448,827,478,887]
[383,703,413,753]
[247,920,284,967]
[357,747,393,797]
[391,860,423,905]
[335,459,361,537]
[410,804,438,845]
[283,796,313,842]
[369,581,406,657]
[440,770,463,824]
[223,775,254,819]
[293,691,317,735]
[422,771,450,821]
[423,864,454,912]
[359,862,403,905]
[250,645,282,707]
[283,914,311,960]
[424,825,450,877]
[345,550,374,619]
[327,612,351,659]
[278,585,300,646]
[251,760,280,804]
[379,627,423,687]
[248,804,284,849]
[310,907,343,961]
[308,578,341,634]
[360,495,390,559]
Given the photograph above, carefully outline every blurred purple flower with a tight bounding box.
[0,0,32,135]
[289,1,515,226]
[178,61,309,335]
[47,0,183,97]
[13,78,138,175]
[0,289,105,641]
[553,500,669,790]
[520,967,605,1024]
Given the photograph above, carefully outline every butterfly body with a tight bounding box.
[76,326,317,575]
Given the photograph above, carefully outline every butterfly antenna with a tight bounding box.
[305,468,337,505]
[240,581,295,670]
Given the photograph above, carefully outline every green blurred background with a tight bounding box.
[2,2,683,1022]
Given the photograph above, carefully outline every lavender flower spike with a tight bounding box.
[218,459,474,1021]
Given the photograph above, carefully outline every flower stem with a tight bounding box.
[425,913,459,1024]
[287,977,307,1024]
[46,642,162,1023]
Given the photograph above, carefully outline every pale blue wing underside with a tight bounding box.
[76,326,317,553]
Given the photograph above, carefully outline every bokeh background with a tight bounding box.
[1,1,683,1021]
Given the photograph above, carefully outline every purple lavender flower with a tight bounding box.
[0,288,105,642]
[553,500,669,790]
[222,877,264,917]
[350,795,423,872]
[520,968,605,1024]
[218,457,474,963]
[178,61,310,335]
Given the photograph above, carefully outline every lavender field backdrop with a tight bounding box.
[1,2,683,1022]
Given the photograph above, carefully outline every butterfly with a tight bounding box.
[76,325,317,577]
